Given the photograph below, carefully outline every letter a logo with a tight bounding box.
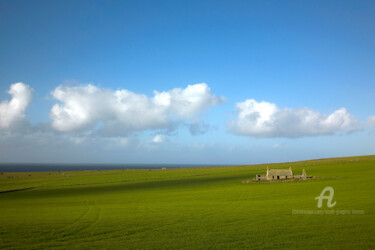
[315,186,336,208]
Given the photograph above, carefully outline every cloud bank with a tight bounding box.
[229,99,359,138]
[50,83,225,135]
[368,116,375,127]
[0,82,373,164]
[0,82,33,129]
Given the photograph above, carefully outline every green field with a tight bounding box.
[0,155,374,249]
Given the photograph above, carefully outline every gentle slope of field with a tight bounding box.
[0,155,374,249]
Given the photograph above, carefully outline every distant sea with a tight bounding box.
[0,163,224,172]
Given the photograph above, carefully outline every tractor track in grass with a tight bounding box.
[37,201,103,246]
[58,201,102,239]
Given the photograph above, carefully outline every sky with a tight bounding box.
[0,0,374,165]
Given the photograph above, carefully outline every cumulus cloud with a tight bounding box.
[152,134,165,143]
[367,116,375,127]
[50,83,225,134]
[229,99,360,138]
[0,82,33,129]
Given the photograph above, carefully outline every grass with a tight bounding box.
[0,155,374,249]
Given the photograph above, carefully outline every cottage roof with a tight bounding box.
[268,169,293,176]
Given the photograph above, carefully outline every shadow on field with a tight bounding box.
[3,172,252,199]
[0,187,35,194]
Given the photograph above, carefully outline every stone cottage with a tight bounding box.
[255,167,307,181]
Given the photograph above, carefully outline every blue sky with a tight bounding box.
[0,0,374,164]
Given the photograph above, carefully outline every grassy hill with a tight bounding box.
[0,155,374,249]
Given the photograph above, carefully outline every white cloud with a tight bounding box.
[229,99,360,138]
[367,116,375,127]
[0,82,33,129]
[152,134,164,143]
[50,83,225,134]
